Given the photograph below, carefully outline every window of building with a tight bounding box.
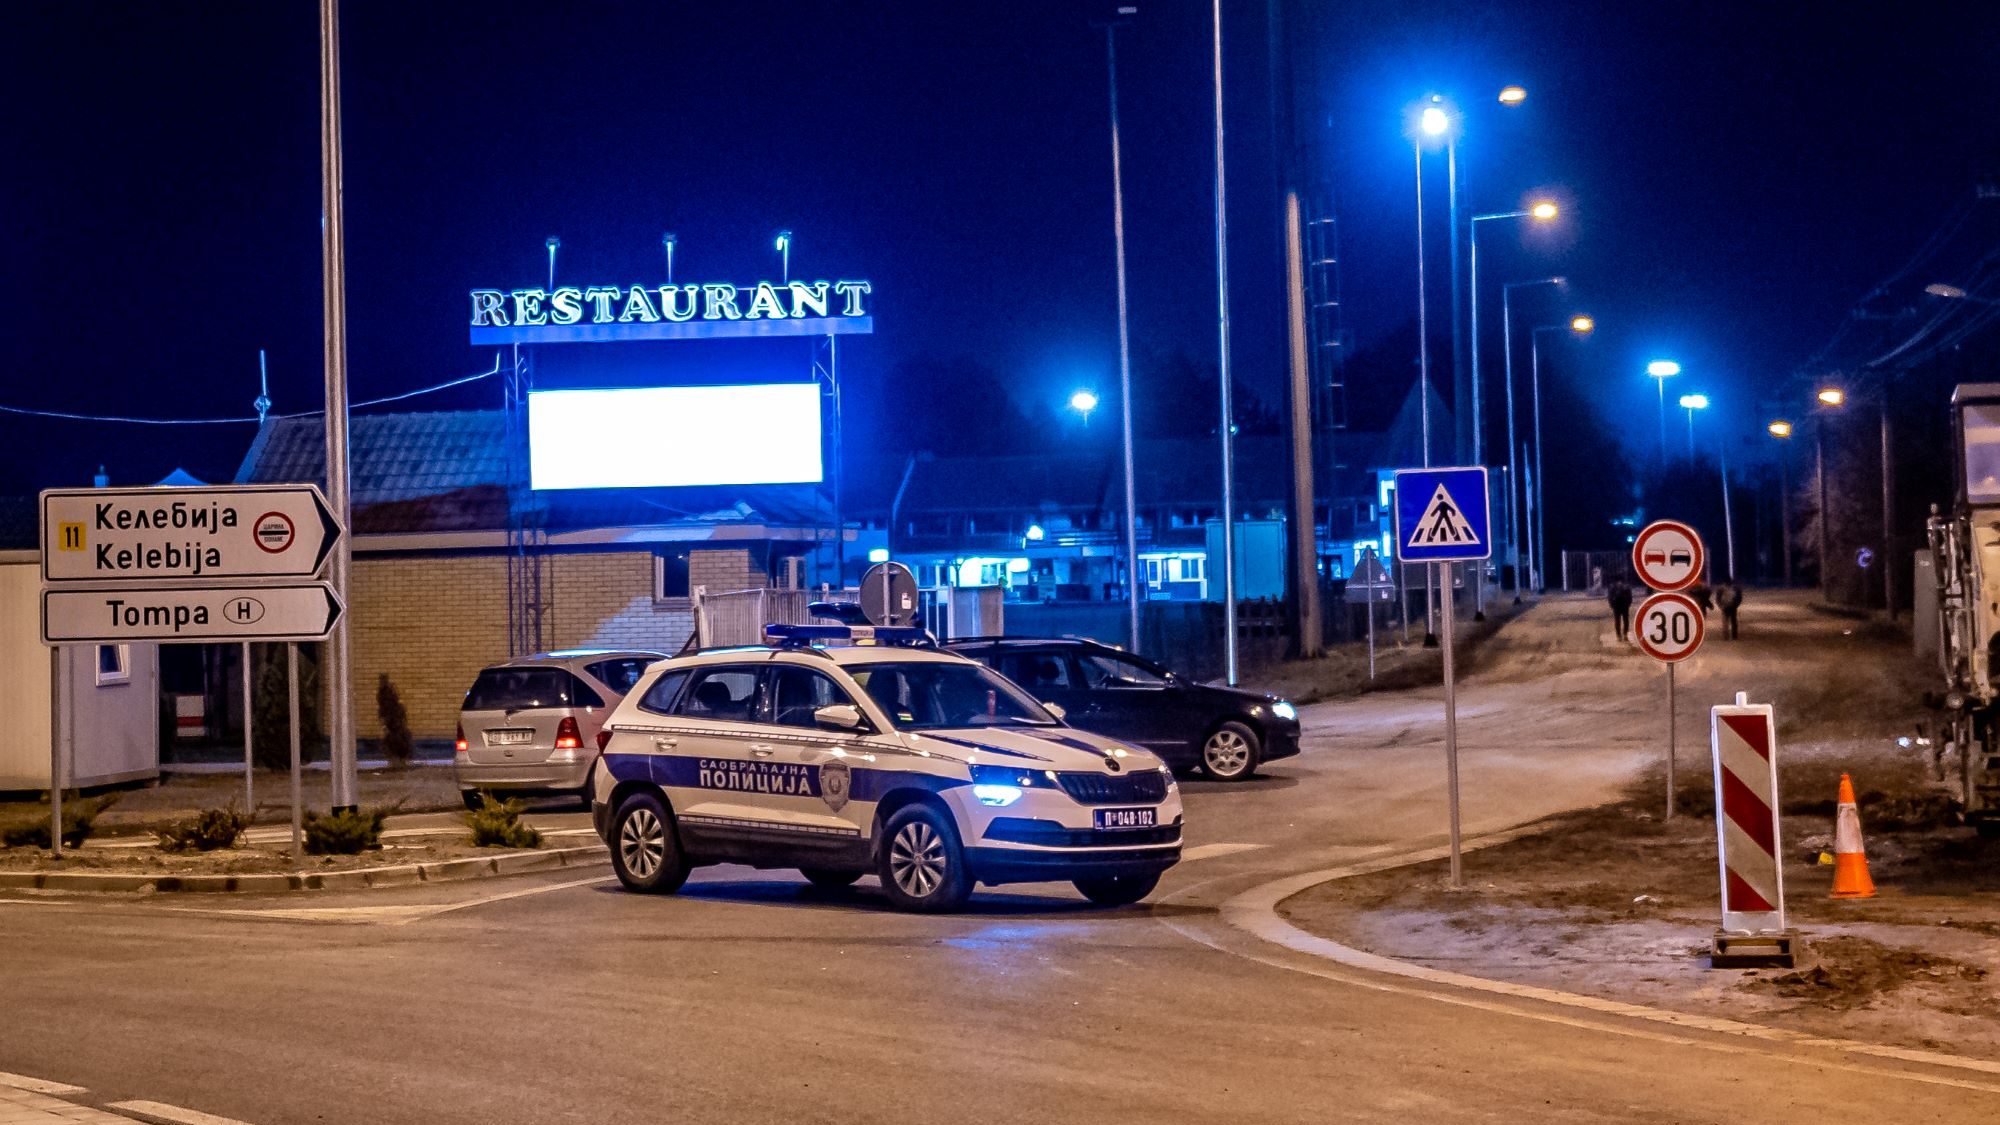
[95,644,131,687]
[656,549,691,599]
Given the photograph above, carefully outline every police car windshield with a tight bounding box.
[851,662,1057,730]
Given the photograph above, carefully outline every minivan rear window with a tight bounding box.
[464,668,602,712]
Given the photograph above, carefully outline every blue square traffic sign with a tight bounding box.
[1393,466,1491,563]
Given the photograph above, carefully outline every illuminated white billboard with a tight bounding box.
[527,384,823,490]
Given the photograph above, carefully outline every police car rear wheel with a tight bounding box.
[878,805,971,911]
[1201,722,1260,781]
[800,867,862,889]
[1073,873,1160,906]
[611,793,688,894]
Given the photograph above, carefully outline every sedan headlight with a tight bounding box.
[1271,700,1297,721]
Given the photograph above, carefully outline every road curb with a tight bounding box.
[1208,827,2000,1087]
[0,843,608,895]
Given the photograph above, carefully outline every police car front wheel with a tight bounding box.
[610,792,689,894]
[877,805,972,911]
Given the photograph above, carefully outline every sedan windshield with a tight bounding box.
[850,662,1058,730]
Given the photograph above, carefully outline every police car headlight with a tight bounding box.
[1271,700,1297,721]
[970,764,1055,805]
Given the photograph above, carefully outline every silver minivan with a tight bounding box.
[455,650,664,810]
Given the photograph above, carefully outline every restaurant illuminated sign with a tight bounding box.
[469,280,872,344]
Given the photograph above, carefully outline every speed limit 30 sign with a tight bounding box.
[1635,591,1705,662]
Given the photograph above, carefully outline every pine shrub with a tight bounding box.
[156,806,252,852]
[1,793,120,849]
[462,794,544,849]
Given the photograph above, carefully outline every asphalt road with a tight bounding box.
[3,597,1994,1124]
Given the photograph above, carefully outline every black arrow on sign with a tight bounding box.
[318,583,346,635]
[310,490,343,576]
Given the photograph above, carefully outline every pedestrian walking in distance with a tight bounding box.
[1717,577,1744,640]
[1608,575,1634,642]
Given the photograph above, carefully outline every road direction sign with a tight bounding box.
[42,582,345,645]
[1393,466,1491,562]
[1631,519,1705,592]
[40,484,343,584]
[1634,591,1705,662]
[1345,550,1395,604]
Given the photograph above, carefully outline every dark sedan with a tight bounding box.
[944,637,1301,781]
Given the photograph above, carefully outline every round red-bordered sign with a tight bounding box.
[253,511,296,554]
[1634,591,1704,662]
[1631,519,1705,592]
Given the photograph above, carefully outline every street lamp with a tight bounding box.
[1679,392,1709,459]
[662,232,677,285]
[1069,389,1100,425]
[1501,276,1564,600]
[1768,420,1794,585]
[1527,315,1593,592]
[1468,200,1559,614]
[1096,1,1141,652]
[1647,360,1681,461]
[1817,387,1846,406]
[1497,85,1527,105]
[775,229,792,284]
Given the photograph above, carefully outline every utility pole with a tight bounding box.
[1099,6,1141,653]
[1270,0,1320,659]
[319,0,357,812]
[1211,0,1239,684]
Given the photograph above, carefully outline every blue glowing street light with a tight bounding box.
[775,229,792,284]
[1069,389,1100,426]
[1647,360,1681,461]
[1679,392,1709,459]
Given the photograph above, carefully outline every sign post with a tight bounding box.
[1633,519,1708,822]
[1346,549,1394,680]
[38,483,345,855]
[1394,466,1491,887]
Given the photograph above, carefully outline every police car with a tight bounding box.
[590,625,1184,911]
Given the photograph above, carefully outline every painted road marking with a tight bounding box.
[108,1100,258,1125]
[0,1070,85,1096]
[1180,843,1267,862]
[404,873,615,923]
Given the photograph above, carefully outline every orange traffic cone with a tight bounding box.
[1830,773,1877,900]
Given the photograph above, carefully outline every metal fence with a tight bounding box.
[1558,550,1631,594]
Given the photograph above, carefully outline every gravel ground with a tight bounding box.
[1280,590,2000,1058]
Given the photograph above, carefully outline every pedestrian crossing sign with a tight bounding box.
[1393,466,1491,563]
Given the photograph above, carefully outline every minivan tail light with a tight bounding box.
[555,716,583,750]
[455,723,469,754]
[595,728,613,752]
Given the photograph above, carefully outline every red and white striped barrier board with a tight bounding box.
[1709,699,1786,934]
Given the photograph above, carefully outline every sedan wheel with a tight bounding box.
[1201,721,1260,781]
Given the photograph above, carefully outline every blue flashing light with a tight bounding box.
[867,547,890,563]
[973,784,1024,807]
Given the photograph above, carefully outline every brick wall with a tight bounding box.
[353,545,754,741]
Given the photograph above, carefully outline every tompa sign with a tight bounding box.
[470,279,874,345]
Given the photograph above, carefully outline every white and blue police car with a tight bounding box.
[590,625,1184,911]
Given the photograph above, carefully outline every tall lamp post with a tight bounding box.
[1813,387,1844,602]
[1097,3,1141,653]
[1501,276,1563,600]
[1469,199,1557,613]
[1647,360,1681,462]
[1210,0,1239,684]
[1679,392,1709,461]
[1767,420,1795,586]
[1528,315,1593,592]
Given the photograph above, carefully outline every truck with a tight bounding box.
[1925,382,2000,836]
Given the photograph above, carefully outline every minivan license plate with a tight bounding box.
[486,729,534,745]
[1094,807,1156,830]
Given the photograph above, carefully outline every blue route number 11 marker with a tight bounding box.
[1391,465,1491,891]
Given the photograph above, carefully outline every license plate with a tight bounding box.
[485,729,534,745]
[1094,807,1157,831]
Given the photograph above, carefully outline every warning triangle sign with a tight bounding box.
[1406,483,1482,550]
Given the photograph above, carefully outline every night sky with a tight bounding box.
[4,1,1998,507]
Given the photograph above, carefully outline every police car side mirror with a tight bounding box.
[814,704,865,732]
[1044,703,1067,722]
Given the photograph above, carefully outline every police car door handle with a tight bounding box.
[652,736,678,749]
[750,745,776,758]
